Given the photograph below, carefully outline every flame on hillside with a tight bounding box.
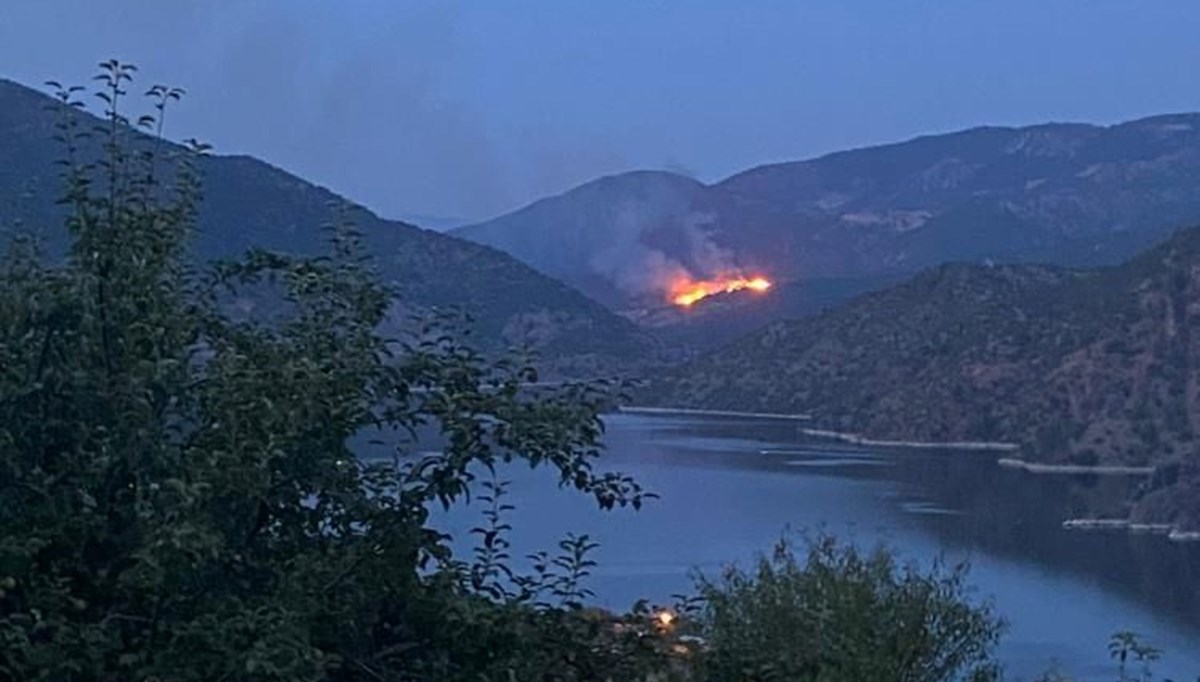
[670,275,772,307]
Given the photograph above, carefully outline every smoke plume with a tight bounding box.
[588,200,737,300]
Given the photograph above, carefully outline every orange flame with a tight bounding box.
[671,275,772,307]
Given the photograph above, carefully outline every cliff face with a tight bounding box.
[647,228,1200,528]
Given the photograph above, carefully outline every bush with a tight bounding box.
[690,536,1004,682]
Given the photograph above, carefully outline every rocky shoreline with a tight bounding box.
[997,457,1156,476]
[619,405,813,421]
[798,427,1019,452]
[1061,518,1200,543]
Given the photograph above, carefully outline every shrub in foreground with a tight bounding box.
[689,536,1004,682]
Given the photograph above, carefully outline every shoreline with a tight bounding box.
[1061,518,1200,543]
[623,407,1017,451]
[624,409,1169,469]
[799,427,1019,452]
[998,457,1155,476]
[618,405,813,421]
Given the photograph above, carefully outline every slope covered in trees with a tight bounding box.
[0,76,656,375]
[648,227,1200,530]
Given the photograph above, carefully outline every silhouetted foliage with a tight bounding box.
[0,61,667,682]
[689,536,1004,682]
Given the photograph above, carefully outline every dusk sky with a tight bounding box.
[4,1,1200,223]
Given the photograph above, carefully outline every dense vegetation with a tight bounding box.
[648,233,1200,531]
[692,539,1003,682]
[0,63,1186,681]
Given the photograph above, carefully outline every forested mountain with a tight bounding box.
[646,227,1200,530]
[0,77,657,374]
[455,116,1200,317]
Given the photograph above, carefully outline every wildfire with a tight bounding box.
[670,275,772,307]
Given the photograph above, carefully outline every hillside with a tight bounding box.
[0,77,657,374]
[456,170,710,309]
[454,116,1200,318]
[646,228,1200,529]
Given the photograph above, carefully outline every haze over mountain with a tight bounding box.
[394,213,470,232]
[646,226,1200,531]
[455,115,1200,316]
[0,77,656,374]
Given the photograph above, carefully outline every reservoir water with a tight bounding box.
[435,413,1200,680]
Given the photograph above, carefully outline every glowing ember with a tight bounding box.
[670,275,772,307]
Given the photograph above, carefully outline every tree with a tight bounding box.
[0,61,662,682]
[688,536,1004,682]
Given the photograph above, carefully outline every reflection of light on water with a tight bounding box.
[761,448,878,458]
[901,501,961,516]
[764,448,891,469]
[785,458,893,468]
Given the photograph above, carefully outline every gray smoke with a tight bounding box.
[588,201,736,299]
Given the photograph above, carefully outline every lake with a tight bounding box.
[435,413,1200,680]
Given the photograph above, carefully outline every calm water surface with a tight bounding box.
[436,413,1200,680]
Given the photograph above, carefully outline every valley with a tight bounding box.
[8,67,1200,540]
[6,72,1199,535]
[9,6,1200,678]
[442,113,1200,542]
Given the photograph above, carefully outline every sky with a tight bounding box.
[4,1,1200,224]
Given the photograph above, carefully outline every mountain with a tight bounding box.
[0,77,657,374]
[457,170,711,309]
[454,116,1200,318]
[645,227,1200,530]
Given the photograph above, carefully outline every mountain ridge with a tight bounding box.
[0,76,658,374]
[454,113,1200,324]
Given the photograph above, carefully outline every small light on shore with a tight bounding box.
[656,610,676,628]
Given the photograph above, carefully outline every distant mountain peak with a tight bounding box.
[453,111,1200,328]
